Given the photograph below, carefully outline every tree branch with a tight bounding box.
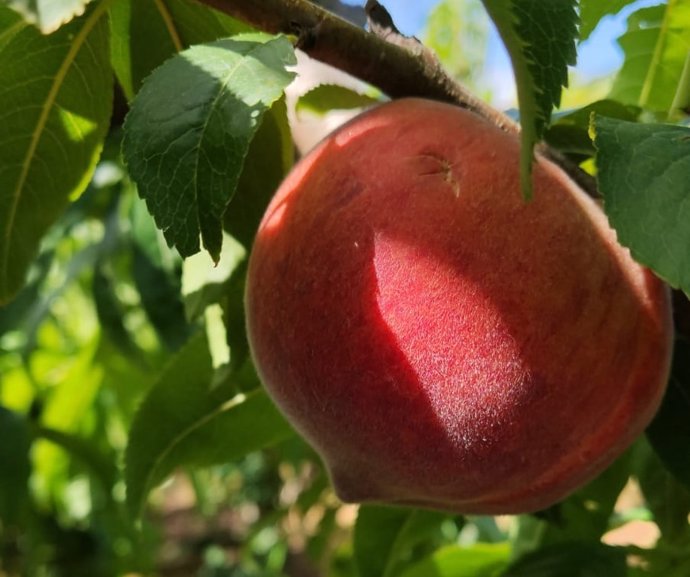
[196,0,515,130]
[194,0,598,197]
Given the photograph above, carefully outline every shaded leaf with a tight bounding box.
[545,99,640,158]
[126,332,293,516]
[481,0,577,198]
[355,505,450,577]
[593,116,690,294]
[109,0,249,100]
[122,34,296,262]
[503,542,627,577]
[0,2,112,304]
[400,544,510,577]
[93,264,140,358]
[647,337,690,491]
[0,406,31,525]
[132,245,192,351]
[634,437,690,542]
[296,84,380,116]
[224,98,293,249]
[6,0,93,33]
[579,0,631,42]
[610,2,690,113]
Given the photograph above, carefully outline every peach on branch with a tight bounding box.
[245,98,673,514]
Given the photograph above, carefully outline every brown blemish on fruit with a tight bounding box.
[414,152,461,198]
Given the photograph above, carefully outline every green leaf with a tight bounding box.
[131,242,192,352]
[634,437,690,542]
[647,338,690,491]
[122,34,296,263]
[400,544,510,577]
[36,426,118,491]
[545,99,640,158]
[0,6,26,50]
[534,449,633,546]
[109,0,249,100]
[610,2,690,113]
[93,264,140,358]
[481,0,577,199]
[593,116,690,294]
[579,0,631,42]
[422,0,489,85]
[0,406,31,525]
[502,542,627,577]
[125,332,293,516]
[354,505,451,577]
[295,84,380,116]
[0,3,113,304]
[6,0,94,33]
[224,98,293,249]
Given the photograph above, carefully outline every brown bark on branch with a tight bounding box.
[197,0,515,130]
[194,0,598,197]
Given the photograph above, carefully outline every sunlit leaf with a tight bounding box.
[610,2,690,113]
[481,0,578,198]
[0,3,112,304]
[579,0,631,42]
[36,426,118,491]
[400,543,510,577]
[6,0,94,33]
[296,84,380,116]
[122,34,296,262]
[109,0,249,100]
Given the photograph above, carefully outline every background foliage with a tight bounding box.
[1,0,689,575]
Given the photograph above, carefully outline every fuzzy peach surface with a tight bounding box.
[245,98,673,514]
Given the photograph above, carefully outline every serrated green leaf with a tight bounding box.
[503,542,627,577]
[109,0,249,101]
[593,116,690,294]
[400,544,510,577]
[6,0,94,33]
[610,2,690,113]
[647,338,690,491]
[0,2,113,305]
[122,35,296,263]
[125,332,293,516]
[482,0,577,199]
[579,0,631,42]
[296,84,380,116]
[0,406,31,525]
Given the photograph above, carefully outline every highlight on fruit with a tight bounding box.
[245,98,674,515]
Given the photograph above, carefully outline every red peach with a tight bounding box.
[245,98,673,514]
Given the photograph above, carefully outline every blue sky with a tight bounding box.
[340,1,659,105]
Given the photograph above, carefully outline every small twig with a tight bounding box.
[193,0,598,197]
